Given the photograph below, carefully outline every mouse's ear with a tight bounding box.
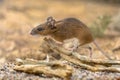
[46,16,56,28]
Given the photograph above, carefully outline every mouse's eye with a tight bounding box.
[37,28,45,31]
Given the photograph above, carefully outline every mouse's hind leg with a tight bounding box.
[87,46,93,58]
[80,44,93,58]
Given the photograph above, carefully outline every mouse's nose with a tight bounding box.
[30,28,36,35]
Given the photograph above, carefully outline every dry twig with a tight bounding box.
[14,38,120,80]
[43,38,120,72]
[14,58,73,80]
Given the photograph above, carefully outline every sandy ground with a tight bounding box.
[0,0,120,80]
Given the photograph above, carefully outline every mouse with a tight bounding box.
[30,16,111,60]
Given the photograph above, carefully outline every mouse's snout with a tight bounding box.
[30,27,45,35]
[30,28,37,35]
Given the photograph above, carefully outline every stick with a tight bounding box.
[14,58,73,80]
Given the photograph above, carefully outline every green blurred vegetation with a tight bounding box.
[90,15,111,37]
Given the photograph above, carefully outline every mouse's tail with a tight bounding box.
[93,40,112,60]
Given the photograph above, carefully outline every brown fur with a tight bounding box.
[30,17,94,46]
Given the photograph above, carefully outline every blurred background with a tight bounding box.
[0,0,120,63]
